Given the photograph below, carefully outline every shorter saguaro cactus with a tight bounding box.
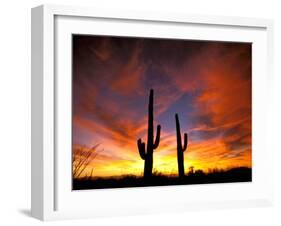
[175,113,188,178]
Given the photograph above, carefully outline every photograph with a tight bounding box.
[72,35,252,190]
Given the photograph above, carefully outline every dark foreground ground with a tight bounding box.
[73,167,252,190]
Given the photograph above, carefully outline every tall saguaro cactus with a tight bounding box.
[175,113,188,178]
[137,89,161,178]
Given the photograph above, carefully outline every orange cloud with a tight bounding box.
[110,42,146,96]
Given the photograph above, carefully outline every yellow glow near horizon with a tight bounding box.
[73,137,251,178]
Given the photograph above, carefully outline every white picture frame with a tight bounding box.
[31,4,274,221]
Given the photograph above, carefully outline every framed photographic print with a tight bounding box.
[31,4,274,221]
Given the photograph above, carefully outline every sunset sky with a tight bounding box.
[72,35,252,178]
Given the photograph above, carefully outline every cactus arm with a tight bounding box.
[153,125,161,149]
[137,139,146,160]
[182,133,188,152]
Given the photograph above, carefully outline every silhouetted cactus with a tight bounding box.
[137,89,161,178]
[175,113,188,178]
